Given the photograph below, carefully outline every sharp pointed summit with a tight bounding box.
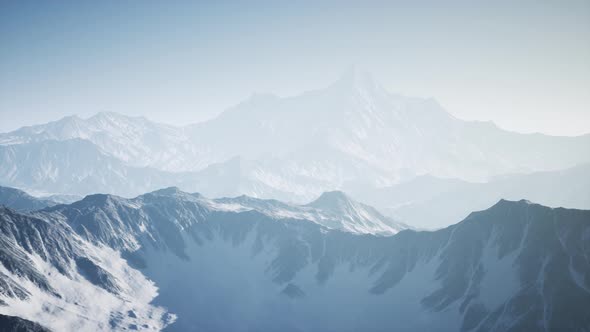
[307,190,352,209]
[307,190,409,234]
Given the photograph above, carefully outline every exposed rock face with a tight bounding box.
[1,187,588,331]
[0,314,51,332]
[0,207,172,331]
[0,186,55,213]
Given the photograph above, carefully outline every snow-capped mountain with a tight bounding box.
[189,69,590,180]
[43,187,407,237]
[1,69,589,202]
[0,112,209,172]
[0,206,173,331]
[190,69,590,188]
[305,191,409,234]
[210,190,408,235]
[0,139,177,197]
[0,187,588,331]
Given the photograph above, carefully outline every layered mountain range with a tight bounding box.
[354,163,590,229]
[0,70,588,330]
[1,70,589,206]
[0,186,588,331]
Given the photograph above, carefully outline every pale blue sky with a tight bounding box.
[1,1,589,135]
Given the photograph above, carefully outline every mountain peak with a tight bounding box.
[148,186,183,196]
[492,198,535,209]
[143,187,202,200]
[307,191,352,209]
[306,190,407,234]
[90,193,121,201]
[75,193,125,208]
[460,198,544,226]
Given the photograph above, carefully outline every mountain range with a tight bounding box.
[0,187,588,331]
[1,70,589,205]
[1,69,589,330]
[353,163,590,229]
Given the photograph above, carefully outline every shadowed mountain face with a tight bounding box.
[0,187,588,331]
[0,186,56,212]
[1,71,589,203]
[0,314,51,332]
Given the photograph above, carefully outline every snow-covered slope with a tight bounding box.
[0,112,209,172]
[187,68,590,182]
[210,190,408,235]
[43,187,406,237]
[1,188,588,331]
[0,139,200,197]
[0,207,172,331]
[1,70,589,201]
[305,191,409,234]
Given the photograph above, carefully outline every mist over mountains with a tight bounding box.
[3,0,590,330]
[353,163,590,229]
[0,70,589,331]
[1,70,589,230]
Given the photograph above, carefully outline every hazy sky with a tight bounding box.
[1,1,589,135]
